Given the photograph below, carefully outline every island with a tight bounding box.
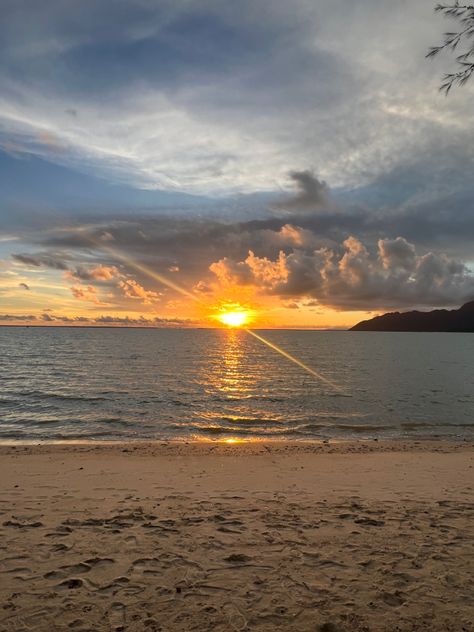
[350,300,474,332]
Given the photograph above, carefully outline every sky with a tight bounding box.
[1,0,474,328]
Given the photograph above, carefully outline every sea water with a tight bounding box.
[0,327,472,441]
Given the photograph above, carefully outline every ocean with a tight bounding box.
[0,327,472,442]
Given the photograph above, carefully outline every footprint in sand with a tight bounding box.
[49,543,72,553]
[130,557,161,574]
[47,561,94,579]
[97,576,132,595]
[221,602,247,631]
[224,553,253,564]
[84,557,115,569]
[56,577,85,590]
[108,601,126,630]
[381,590,407,606]
[2,519,43,529]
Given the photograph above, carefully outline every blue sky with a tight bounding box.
[1,0,474,325]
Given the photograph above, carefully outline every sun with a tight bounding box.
[217,310,251,328]
[210,301,257,328]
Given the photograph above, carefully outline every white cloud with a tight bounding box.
[1,1,474,195]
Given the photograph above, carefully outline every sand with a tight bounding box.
[0,440,473,632]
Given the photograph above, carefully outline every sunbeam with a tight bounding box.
[95,241,204,305]
[245,329,343,392]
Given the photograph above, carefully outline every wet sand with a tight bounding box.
[0,440,473,631]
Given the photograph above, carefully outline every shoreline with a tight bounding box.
[1,439,473,631]
[0,437,472,454]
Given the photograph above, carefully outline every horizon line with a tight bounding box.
[0,324,350,332]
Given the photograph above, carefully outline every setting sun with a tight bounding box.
[217,310,251,328]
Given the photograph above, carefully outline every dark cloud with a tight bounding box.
[12,254,45,267]
[12,253,69,270]
[275,171,331,213]
[0,314,36,321]
[0,313,193,326]
[210,236,474,310]
[22,193,473,273]
[5,195,472,312]
[66,264,119,282]
[94,315,192,326]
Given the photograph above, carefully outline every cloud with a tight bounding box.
[65,264,119,282]
[276,224,315,248]
[118,279,161,304]
[0,313,36,321]
[274,171,331,212]
[0,312,193,326]
[70,285,102,304]
[67,264,163,305]
[12,249,162,306]
[209,236,474,310]
[2,1,474,322]
[1,0,473,197]
[209,257,253,287]
[378,236,416,271]
[94,315,191,326]
[7,200,474,313]
[5,137,474,317]
[12,253,69,270]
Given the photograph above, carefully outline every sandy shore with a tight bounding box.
[0,440,473,631]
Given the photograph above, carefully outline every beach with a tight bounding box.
[0,440,473,631]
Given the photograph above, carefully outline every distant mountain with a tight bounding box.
[350,301,474,332]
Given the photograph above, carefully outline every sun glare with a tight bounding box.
[217,310,250,328]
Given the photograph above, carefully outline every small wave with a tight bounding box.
[219,415,282,426]
[292,422,396,434]
[11,390,109,402]
[311,412,369,419]
[333,423,396,432]
[400,421,434,429]
[54,394,109,402]
[325,392,353,398]
[36,430,136,440]
[0,431,36,439]
[211,394,287,403]
[193,425,294,436]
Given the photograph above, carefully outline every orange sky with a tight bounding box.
[1,254,378,329]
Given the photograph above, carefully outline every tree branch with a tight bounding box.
[428,2,474,92]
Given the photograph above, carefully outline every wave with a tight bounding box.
[401,421,473,429]
[209,394,287,403]
[182,420,397,437]
[196,425,297,436]
[9,390,109,402]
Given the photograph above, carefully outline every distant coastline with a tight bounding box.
[351,300,474,332]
